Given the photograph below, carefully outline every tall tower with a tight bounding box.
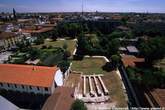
[82,0,84,16]
[13,8,17,20]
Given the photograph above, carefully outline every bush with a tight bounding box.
[111,54,121,68]
[64,50,71,59]
[57,60,70,73]
[41,45,47,49]
[102,62,114,72]
[34,37,44,45]
[71,99,87,110]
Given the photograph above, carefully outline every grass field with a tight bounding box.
[71,57,127,107]
[71,58,107,74]
[33,39,76,54]
[102,71,127,107]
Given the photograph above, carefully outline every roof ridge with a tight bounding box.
[0,64,56,69]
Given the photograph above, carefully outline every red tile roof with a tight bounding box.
[121,55,145,67]
[21,27,53,33]
[0,64,58,87]
[150,88,165,107]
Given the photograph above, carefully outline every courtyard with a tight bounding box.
[66,57,128,107]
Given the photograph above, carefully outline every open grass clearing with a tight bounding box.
[102,71,127,107]
[71,57,107,75]
[33,39,76,54]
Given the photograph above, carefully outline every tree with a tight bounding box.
[57,60,70,73]
[16,38,31,52]
[108,31,125,39]
[51,29,58,41]
[56,23,81,38]
[153,69,165,88]
[107,39,120,56]
[77,33,91,55]
[34,37,44,45]
[139,37,165,64]
[28,48,40,60]
[111,55,121,68]
[63,42,68,50]
[121,17,128,26]
[71,99,87,110]
[63,50,71,60]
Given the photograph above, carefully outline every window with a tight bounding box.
[22,85,24,89]
[14,84,17,88]
[45,87,48,91]
[37,87,40,90]
[7,84,10,87]
[0,83,3,87]
[29,86,32,90]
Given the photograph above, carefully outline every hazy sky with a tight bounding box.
[0,0,165,13]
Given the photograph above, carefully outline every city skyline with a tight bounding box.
[0,0,165,13]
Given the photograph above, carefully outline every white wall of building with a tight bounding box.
[0,82,51,94]
[54,69,63,86]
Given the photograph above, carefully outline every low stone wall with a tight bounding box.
[63,63,72,82]
[84,55,110,62]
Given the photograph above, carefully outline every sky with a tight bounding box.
[0,0,165,13]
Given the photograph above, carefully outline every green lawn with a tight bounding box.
[102,71,127,107]
[33,39,76,54]
[71,57,107,74]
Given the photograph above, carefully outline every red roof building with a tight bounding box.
[0,64,63,94]
[121,55,145,67]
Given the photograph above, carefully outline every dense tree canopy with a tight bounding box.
[131,22,165,37]
[77,32,120,57]
[126,67,165,88]
[138,37,165,64]
[56,23,82,38]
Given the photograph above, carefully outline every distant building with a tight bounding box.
[119,47,127,54]
[0,64,64,94]
[121,55,145,67]
[119,38,139,45]
[0,32,22,51]
[126,46,139,55]
[117,26,130,32]
[119,46,139,55]
[21,26,54,34]
[148,88,165,107]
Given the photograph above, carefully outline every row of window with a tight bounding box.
[0,83,48,91]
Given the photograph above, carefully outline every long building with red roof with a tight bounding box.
[0,64,64,94]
